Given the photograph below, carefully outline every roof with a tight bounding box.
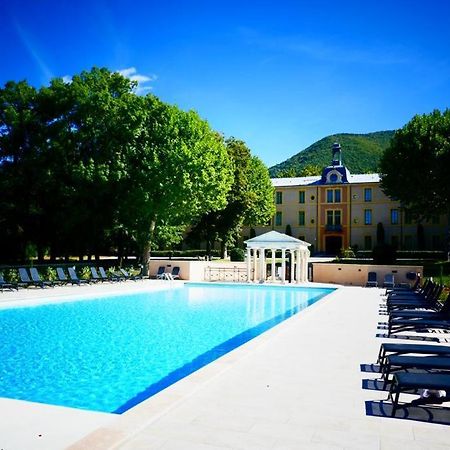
[245,231,310,248]
[272,173,380,187]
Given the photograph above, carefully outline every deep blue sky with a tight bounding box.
[1,0,449,166]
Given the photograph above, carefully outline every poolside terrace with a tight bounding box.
[0,281,449,449]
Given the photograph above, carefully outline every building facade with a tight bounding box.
[250,143,448,255]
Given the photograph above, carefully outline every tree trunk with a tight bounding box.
[206,239,212,261]
[141,219,156,276]
[220,241,227,259]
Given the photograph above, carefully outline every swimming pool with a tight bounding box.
[0,283,333,413]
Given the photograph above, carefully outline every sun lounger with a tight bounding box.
[386,284,442,312]
[171,266,180,280]
[388,317,450,336]
[383,274,395,290]
[56,267,69,285]
[99,267,122,282]
[377,342,450,366]
[68,267,89,285]
[90,267,104,283]
[381,354,450,388]
[18,268,47,288]
[388,293,450,323]
[156,266,166,279]
[386,279,431,301]
[29,268,54,288]
[119,268,143,281]
[0,273,18,292]
[366,272,378,287]
[389,372,450,417]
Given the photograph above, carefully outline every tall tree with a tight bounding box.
[119,95,233,273]
[188,140,275,258]
[244,155,275,227]
[0,80,45,261]
[380,109,450,219]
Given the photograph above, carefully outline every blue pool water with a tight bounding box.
[0,283,333,413]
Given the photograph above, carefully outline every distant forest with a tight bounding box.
[269,130,395,177]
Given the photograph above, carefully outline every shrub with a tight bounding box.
[372,243,397,264]
[230,248,245,262]
[44,267,57,282]
[2,269,19,283]
[340,247,356,258]
[79,266,91,280]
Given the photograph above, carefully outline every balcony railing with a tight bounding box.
[325,224,343,232]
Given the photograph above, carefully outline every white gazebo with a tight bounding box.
[244,231,311,284]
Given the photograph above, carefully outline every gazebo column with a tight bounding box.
[271,249,276,282]
[296,249,301,284]
[246,248,251,283]
[301,251,307,282]
[281,249,286,284]
[260,249,266,282]
[253,248,259,283]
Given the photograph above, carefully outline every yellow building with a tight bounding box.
[250,143,448,254]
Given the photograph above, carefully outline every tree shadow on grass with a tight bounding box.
[365,400,450,425]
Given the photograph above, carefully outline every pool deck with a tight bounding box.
[1,281,449,449]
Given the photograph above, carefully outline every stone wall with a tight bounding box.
[312,263,422,287]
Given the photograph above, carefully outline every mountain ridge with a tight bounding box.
[269,130,396,177]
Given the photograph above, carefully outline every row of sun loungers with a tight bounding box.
[369,279,450,419]
[0,266,144,291]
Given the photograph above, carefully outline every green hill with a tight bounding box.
[269,130,396,177]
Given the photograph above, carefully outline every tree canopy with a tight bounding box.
[380,109,450,219]
[188,138,275,258]
[1,67,260,270]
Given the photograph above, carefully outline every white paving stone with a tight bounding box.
[1,282,449,449]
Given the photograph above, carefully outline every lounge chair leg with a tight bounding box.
[391,390,400,417]
[377,346,384,364]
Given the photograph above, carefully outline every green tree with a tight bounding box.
[0,80,48,261]
[244,156,275,226]
[380,109,450,219]
[120,95,233,273]
[299,164,322,176]
[188,140,274,259]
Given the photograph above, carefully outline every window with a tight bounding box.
[327,189,333,203]
[364,188,372,202]
[275,191,283,205]
[298,211,305,226]
[334,189,341,203]
[326,189,341,203]
[326,210,341,225]
[391,209,399,225]
[404,210,413,225]
[298,190,305,204]
[364,209,372,225]
[275,211,282,226]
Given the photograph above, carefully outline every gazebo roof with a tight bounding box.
[245,231,310,248]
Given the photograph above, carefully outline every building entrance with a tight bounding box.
[325,236,343,255]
